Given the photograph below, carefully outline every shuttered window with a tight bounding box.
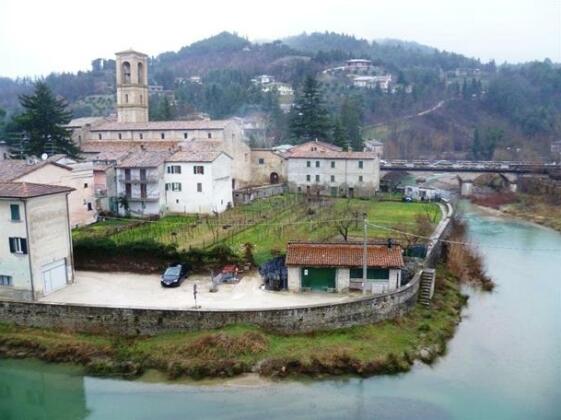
[9,237,27,255]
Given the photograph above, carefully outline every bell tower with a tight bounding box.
[115,50,149,123]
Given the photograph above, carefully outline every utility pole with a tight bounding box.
[362,212,368,295]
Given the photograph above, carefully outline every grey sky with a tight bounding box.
[1,0,559,78]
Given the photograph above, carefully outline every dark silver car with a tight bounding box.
[161,263,189,287]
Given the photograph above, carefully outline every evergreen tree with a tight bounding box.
[340,96,363,151]
[289,76,331,142]
[10,82,78,158]
[332,119,348,149]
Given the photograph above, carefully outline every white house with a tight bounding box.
[285,242,405,293]
[0,182,74,301]
[286,141,380,197]
[346,59,372,69]
[352,75,392,92]
[164,149,233,214]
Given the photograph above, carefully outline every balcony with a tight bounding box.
[118,174,159,183]
[125,195,160,202]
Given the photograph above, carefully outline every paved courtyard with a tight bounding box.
[39,271,356,310]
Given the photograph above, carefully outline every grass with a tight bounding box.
[502,193,561,233]
[0,266,466,379]
[73,195,441,265]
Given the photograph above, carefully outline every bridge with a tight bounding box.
[380,160,559,196]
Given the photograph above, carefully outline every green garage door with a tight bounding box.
[301,267,336,291]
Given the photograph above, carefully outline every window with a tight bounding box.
[315,161,320,168]
[124,169,131,180]
[118,133,122,140]
[306,161,311,168]
[197,183,203,192]
[140,94,143,104]
[140,184,147,198]
[358,160,363,169]
[315,175,320,182]
[87,202,93,211]
[207,132,212,139]
[258,158,265,165]
[78,135,81,142]
[8,237,27,255]
[83,183,88,189]
[350,268,389,281]
[331,161,335,168]
[165,182,182,192]
[125,183,132,198]
[193,166,204,175]
[98,134,102,140]
[161,133,165,140]
[139,169,146,181]
[359,175,363,182]
[306,175,311,182]
[137,62,144,84]
[10,204,20,221]
[125,94,128,104]
[183,132,188,139]
[0,275,12,287]
[139,133,143,140]
[167,165,181,174]
[331,175,335,182]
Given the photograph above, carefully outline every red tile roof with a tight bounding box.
[286,149,377,159]
[0,182,74,198]
[91,120,234,131]
[286,242,404,268]
[81,141,181,153]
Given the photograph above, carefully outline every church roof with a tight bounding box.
[91,120,234,132]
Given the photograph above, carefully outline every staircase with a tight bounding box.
[418,269,436,307]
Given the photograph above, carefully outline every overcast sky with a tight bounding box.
[0,0,559,78]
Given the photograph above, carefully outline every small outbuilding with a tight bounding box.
[285,242,405,293]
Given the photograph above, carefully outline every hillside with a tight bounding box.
[0,31,559,160]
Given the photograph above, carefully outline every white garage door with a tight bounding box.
[42,259,67,295]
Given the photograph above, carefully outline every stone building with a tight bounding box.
[68,49,252,189]
[0,182,74,301]
[286,141,380,197]
[250,148,287,185]
[285,242,404,293]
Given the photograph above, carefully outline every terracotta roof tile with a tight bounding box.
[81,141,181,153]
[286,149,377,159]
[0,182,74,198]
[286,242,404,268]
[92,120,234,131]
[116,151,172,168]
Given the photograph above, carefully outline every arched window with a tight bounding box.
[137,62,144,84]
[122,61,131,84]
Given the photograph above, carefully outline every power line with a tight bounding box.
[365,221,561,253]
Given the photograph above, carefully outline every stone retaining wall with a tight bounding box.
[0,201,453,336]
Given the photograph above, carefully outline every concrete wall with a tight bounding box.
[0,273,420,335]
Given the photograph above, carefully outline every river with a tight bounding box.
[0,206,560,420]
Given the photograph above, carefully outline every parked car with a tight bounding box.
[161,263,190,287]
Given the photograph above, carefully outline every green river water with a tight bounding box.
[0,207,560,419]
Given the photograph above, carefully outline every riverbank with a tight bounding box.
[471,192,561,233]
[0,266,467,380]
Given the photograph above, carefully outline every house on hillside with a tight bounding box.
[0,182,74,301]
[286,140,380,197]
[0,157,96,227]
[346,59,372,69]
[250,148,287,185]
[285,242,405,293]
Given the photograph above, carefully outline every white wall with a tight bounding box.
[164,154,232,214]
[116,166,164,217]
[287,266,301,292]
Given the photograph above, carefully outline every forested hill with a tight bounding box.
[1,31,560,161]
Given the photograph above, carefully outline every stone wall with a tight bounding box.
[233,184,286,205]
[0,275,419,336]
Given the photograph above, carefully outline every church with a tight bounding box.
[69,49,252,190]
